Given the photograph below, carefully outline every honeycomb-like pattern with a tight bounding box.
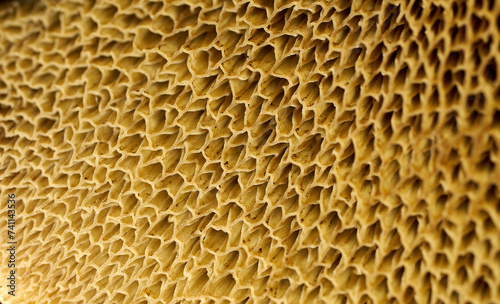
[0,0,500,303]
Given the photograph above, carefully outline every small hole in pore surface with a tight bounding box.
[484,59,497,83]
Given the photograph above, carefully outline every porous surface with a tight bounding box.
[0,0,499,303]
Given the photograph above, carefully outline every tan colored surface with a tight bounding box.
[0,0,499,303]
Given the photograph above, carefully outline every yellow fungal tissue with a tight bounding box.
[0,0,499,303]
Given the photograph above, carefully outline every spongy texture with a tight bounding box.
[0,0,499,303]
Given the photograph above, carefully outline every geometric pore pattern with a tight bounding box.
[0,0,499,303]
